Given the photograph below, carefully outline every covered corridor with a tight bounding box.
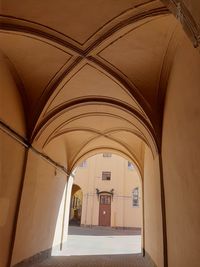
[0,1,200,267]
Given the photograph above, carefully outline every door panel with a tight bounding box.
[99,195,111,226]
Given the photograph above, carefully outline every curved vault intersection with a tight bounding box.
[0,0,182,172]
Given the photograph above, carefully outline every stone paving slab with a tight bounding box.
[68,226,141,236]
[33,254,148,267]
[33,227,147,267]
[52,226,141,256]
[53,235,141,256]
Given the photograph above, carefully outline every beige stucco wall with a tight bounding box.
[0,53,26,136]
[144,147,164,267]
[44,137,68,169]
[162,32,200,267]
[0,54,26,267]
[73,154,142,228]
[0,131,26,267]
[11,150,67,265]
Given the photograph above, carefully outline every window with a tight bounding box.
[100,195,111,205]
[128,161,134,170]
[103,153,112,157]
[79,160,87,168]
[132,187,139,207]
[102,171,111,180]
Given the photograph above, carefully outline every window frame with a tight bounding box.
[102,171,111,181]
[103,153,112,157]
[132,187,139,207]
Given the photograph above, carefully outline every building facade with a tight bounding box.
[70,154,142,229]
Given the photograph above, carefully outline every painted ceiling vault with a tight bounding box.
[1,0,198,172]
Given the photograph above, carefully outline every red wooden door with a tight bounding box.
[99,195,111,226]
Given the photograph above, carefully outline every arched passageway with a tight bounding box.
[0,1,200,267]
[69,184,83,226]
[55,154,143,257]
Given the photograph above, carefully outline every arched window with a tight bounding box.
[132,187,139,207]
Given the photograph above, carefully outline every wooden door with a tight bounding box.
[99,195,111,226]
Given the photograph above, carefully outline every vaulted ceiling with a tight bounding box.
[1,0,198,172]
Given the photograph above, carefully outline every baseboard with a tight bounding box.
[12,248,52,267]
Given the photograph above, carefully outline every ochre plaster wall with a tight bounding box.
[0,54,26,136]
[0,132,26,267]
[162,33,200,267]
[11,150,67,265]
[44,138,68,169]
[144,147,164,267]
[0,54,26,267]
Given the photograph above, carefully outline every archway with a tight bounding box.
[69,184,83,226]
[57,153,143,256]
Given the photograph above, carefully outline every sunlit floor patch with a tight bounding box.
[52,227,141,256]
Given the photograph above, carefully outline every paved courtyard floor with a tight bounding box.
[33,226,146,267]
[35,254,148,267]
[52,226,141,256]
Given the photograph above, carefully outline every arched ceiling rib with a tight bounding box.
[33,102,158,172]
[44,127,147,149]
[46,134,144,175]
[1,1,169,46]
[0,32,72,115]
[32,102,156,145]
[0,1,176,136]
[43,62,145,116]
[47,127,145,161]
[1,0,195,172]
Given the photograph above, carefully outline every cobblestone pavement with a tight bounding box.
[34,254,148,267]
